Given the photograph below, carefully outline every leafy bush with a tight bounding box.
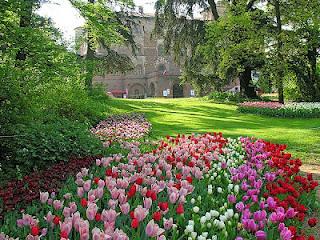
[238,102,320,118]
[33,85,110,125]
[0,119,103,183]
[207,91,247,103]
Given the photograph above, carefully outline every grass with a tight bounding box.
[106,98,320,165]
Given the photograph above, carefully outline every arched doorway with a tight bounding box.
[129,83,145,99]
[173,83,184,98]
[149,82,156,97]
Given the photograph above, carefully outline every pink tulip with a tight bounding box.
[169,192,178,204]
[134,206,149,222]
[69,202,77,213]
[40,192,49,204]
[143,198,152,209]
[77,187,84,198]
[53,200,63,210]
[63,207,71,218]
[44,211,54,224]
[63,193,72,200]
[118,193,127,204]
[163,217,173,230]
[83,180,91,192]
[79,220,90,240]
[86,203,98,221]
[60,218,72,236]
[101,209,117,223]
[145,220,165,237]
[96,159,101,166]
[120,203,130,215]
[108,199,118,209]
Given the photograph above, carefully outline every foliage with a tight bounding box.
[0,119,103,183]
[207,91,247,104]
[154,0,220,94]
[71,0,136,89]
[202,3,266,98]
[0,0,136,183]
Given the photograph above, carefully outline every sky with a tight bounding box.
[38,0,156,41]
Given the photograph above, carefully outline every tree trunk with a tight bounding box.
[274,0,284,103]
[239,67,257,98]
[16,1,33,61]
[85,0,96,90]
[208,0,219,21]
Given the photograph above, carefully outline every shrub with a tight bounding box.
[207,91,246,103]
[0,119,103,183]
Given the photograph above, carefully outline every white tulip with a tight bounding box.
[219,215,227,222]
[191,198,196,204]
[234,185,239,193]
[202,232,208,238]
[206,222,212,228]
[191,232,197,239]
[186,225,194,233]
[227,209,234,218]
[197,236,206,240]
[200,216,206,224]
[193,206,200,213]
[217,187,222,193]
[205,212,211,221]
[218,221,225,229]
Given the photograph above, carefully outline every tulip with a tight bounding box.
[39,192,49,204]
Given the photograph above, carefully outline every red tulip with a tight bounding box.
[186,176,193,184]
[95,213,101,222]
[176,173,182,180]
[158,202,169,211]
[176,204,184,214]
[131,218,139,228]
[60,230,68,238]
[153,211,162,221]
[53,215,61,225]
[94,177,100,184]
[135,177,143,185]
[308,218,317,227]
[81,198,88,207]
[30,225,40,236]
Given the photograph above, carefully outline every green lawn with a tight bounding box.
[106,98,320,165]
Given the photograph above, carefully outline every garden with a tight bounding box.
[1,0,320,239]
[0,113,319,240]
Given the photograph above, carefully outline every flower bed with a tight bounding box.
[0,156,100,221]
[91,114,152,147]
[0,133,318,240]
[238,102,320,118]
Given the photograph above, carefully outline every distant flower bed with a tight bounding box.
[238,102,320,118]
[0,133,318,240]
[91,114,152,147]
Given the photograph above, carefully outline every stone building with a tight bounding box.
[81,11,194,99]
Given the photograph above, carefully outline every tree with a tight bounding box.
[71,0,136,89]
[155,0,264,97]
[201,2,266,98]
[282,0,320,101]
